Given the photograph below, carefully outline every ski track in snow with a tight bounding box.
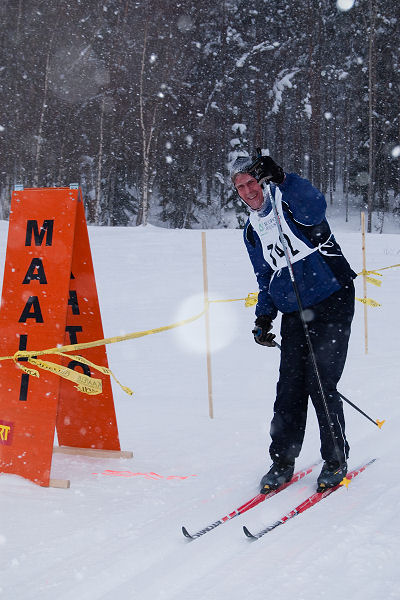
[0,220,399,600]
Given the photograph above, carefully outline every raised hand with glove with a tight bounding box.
[252,315,276,347]
[247,148,285,185]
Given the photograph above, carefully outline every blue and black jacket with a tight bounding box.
[243,173,356,318]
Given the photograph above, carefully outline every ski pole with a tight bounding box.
[338,391,385,429]
[273,342,385,429]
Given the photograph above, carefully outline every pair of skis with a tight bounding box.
[182,459,375,541]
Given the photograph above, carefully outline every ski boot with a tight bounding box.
[317,461,347,492]
[259,461,294,494]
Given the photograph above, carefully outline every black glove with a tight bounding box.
[252,315,276,347]
[248,154,285,185]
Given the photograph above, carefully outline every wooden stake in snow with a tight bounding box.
[361,211,368,354]
[201,232,214,419]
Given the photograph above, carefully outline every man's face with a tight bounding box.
[234,172,264,210]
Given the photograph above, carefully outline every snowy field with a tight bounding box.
[0,217,399,600]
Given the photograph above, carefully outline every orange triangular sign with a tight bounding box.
[0,187,120,487]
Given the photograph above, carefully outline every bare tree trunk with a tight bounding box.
[332,109,337,195]
[306,0,320,185]
[16,0,23,39]
[218,0,227,219]
[106,167,116,226]
[345,174,350,222]
[343,97,352,222]
[367,0,376,233]
[137,22,157,226]
[32,9,63,187]
[33,34,55,186]
[95,96,106,224]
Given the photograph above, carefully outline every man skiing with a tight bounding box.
[231,151,356,493]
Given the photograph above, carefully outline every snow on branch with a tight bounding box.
[236,40,279,68]
[270,69,299,114]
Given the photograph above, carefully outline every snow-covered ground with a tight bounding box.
[0,217,399,600]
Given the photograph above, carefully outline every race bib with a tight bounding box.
[249,187,318,272]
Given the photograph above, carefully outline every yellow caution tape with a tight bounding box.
[358,269,383,277]
[355,297,381,308]
[2,306,209,396]
[8,306,208,360]
[16,357,102,395]
[209,292,258,307]
[3,263,399,396]
[375,263,400,272]
[365,276,382,287]
[244,292,258,307]
[357,263,400,276]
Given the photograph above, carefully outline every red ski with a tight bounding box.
[182,462,320,540]
[243,459,376,540]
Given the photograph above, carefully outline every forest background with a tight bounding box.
[0,0,399,232]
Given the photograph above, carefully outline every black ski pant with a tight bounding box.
[269,282,355,466]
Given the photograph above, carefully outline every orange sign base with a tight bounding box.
[0,187,122,487]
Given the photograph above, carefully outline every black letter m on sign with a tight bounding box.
[25,220,54,247]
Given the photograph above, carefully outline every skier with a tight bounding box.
[231,152,357,492]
